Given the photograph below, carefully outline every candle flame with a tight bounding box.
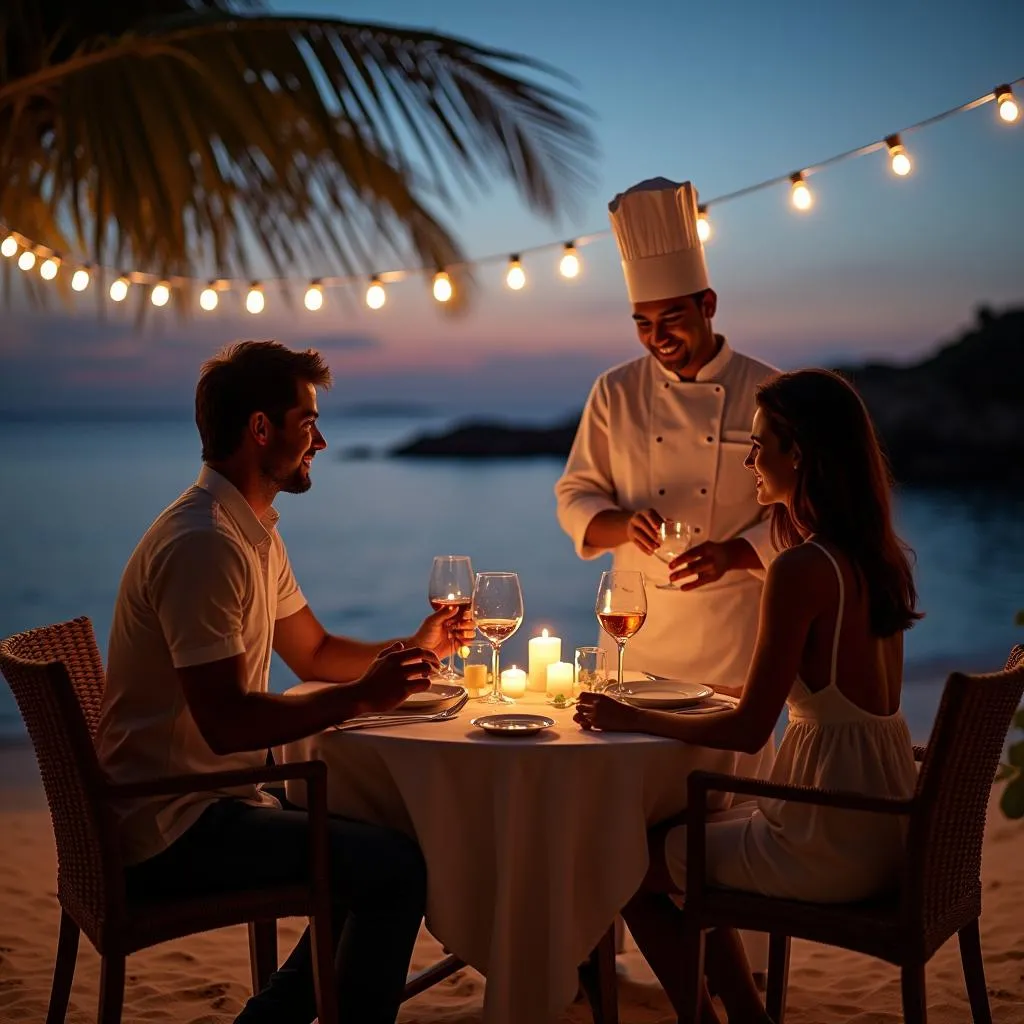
[542,628,549,638]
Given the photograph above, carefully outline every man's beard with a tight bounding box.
[261,452,312,494]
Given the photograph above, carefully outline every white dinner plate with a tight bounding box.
[470,713,554,736]
[619,680,714,709]
[397,683,466,711]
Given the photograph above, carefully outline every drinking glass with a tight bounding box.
[595,570,647,695]
[471,572,524,704]
[574,646,608,695]
[653,519,693,590]
[428,555,474,680]
[460,640,493,695]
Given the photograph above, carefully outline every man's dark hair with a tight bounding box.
[195,340,332,462]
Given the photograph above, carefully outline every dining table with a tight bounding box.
[277,681,765,1024]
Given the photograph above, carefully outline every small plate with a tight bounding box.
[397,683,466,711]
[619,680,714,709]
[470,713,554,736]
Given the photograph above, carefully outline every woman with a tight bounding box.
[575,369,921,1023]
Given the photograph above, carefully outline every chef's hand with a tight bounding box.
[574,691,644,732]
[626,508,664,555]
[670,539,746,590]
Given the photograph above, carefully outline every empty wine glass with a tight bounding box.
[471,572,524,704]
[429,555,474,680]
[653,519,693,590]
[595,570,647,695]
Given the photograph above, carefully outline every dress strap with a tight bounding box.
[807,540,844,688]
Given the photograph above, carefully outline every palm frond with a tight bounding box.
[0,2,597,310]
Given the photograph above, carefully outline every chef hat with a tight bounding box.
[608,177,709,303]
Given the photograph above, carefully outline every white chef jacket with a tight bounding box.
[555,338,779,692]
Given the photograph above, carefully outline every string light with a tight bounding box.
[0,75,1018,310]
[790,172,813,211]
[559,242,580,279]
[366,277,386,309]
[996,84,1019,123]
[432,270,453,303]
[150,282,170,307]
[245,283,265,314]
[886,134,912,177]
[697,204,712,242]
[303,281,324,311]
[505,256,526,290]
[199,284,219,310]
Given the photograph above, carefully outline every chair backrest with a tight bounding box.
[904,645,1024,941]
[0,617,123,943]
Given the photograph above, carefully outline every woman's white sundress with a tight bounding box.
[665,541,918,902]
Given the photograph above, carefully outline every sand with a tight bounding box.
[0,743,1021,1024]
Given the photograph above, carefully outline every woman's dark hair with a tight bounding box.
[755,368,922,636]
[196,340,332,462]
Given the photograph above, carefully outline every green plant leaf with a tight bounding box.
[995,763,1018,783]
[1008,740,1024,769]
[1000,775,1024,820]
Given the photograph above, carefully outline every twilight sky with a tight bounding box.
[1,0,1022,420]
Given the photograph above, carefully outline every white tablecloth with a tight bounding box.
[278,686,763,1024]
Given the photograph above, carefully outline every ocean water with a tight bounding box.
[1,417,1022,744]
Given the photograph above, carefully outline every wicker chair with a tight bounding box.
[676,644,1024,1024]
[0,616,338,1024]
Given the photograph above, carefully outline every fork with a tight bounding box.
[333,692,470,732]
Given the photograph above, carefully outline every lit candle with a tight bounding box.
[528,628,561,692]
[500,666,527,698]
[463,663,489,695]
[546,661,574,698]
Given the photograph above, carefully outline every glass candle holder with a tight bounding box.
[574,646,609,695]
[460,640,493,695]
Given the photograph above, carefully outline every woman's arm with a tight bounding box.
[576,544,826,753]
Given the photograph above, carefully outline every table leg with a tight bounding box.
[578,925,618,1024]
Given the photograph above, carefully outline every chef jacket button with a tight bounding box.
[656,436,663,443]
[706,435,714,443]
[658,488,666,496]
[694,527,702,534]
[663,382,670,389]
[700,487,707,495]
[714,386,722,393]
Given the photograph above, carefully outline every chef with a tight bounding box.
[555,176,778,697]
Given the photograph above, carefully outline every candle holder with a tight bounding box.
[460,640,493,696]
[574,646,609,695]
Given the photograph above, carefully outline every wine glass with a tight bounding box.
[653,519,693,590]
[595,570,647,695]
[429,555,474,681]
[471,572,524,704]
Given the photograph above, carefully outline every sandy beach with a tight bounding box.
[0,742,1021,1024]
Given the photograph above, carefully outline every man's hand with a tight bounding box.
[670,538,756,590]
[626,508,664,555]
[349,642,437,714]
[411,605,476,660]
[574,691,644,733]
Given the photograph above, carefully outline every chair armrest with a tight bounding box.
[688,770,915,816]
[105,759,327,800]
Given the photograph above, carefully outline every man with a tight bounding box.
[96,340,472,1024]
[556,177,777,696]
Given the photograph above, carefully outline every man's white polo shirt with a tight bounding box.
[96,466,307,865]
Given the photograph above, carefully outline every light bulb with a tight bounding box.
[559,243,580,279]
[39,257,59,280]
[71,268,90,292]
[246,284,265,314]
[886,135,911,177]
[304,283,324,311]
[505,257,526,291]
[0,235,17,258]
[150,282,171,307]
[790,173,813,211]
[109,277,129,302]
[366,279,386,309]
[199,286,219,311]
[432,271,453,303]
[17,250,36,271]
[996,85,1019,124]
[697,206,712,242]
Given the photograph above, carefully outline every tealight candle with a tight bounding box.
[528,628,561,692]
[500,666,527,698]
[546,661,574,697]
